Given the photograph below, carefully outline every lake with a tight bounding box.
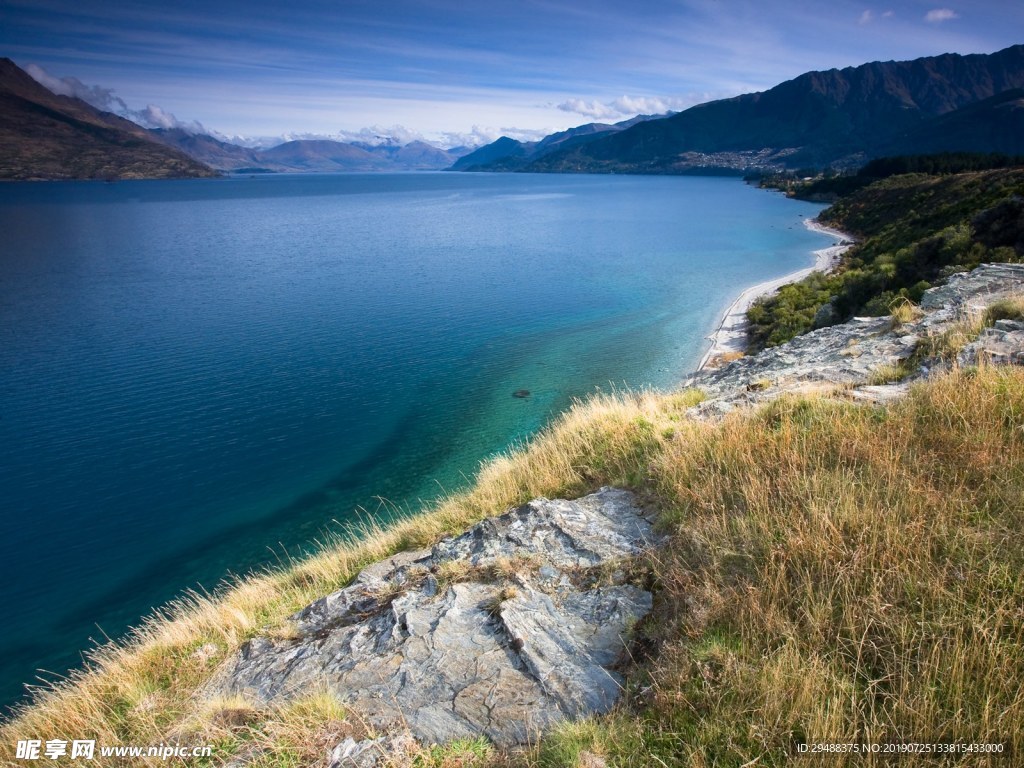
[0,172,827,709]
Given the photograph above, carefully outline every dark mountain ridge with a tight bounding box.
[880,88,1024,157]
[0,58,216,180]
[450,113,671,172]
[525,44,1024,174]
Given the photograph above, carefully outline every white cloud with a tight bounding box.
[134,104,206,133]
[334,125,426,146]
[437,126,505,148]
[24,63,207,134]
[556,98,621,120]
[209,124,531,151]
[556,94,688,121]
[859,9,896,25]
[924,8,959,23]
[25,63,129,114]
[436,125,553,148]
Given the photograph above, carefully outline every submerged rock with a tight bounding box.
[206,487,655,747]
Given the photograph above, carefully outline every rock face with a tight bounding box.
[207,487,655,747]
[685,263,1024,417]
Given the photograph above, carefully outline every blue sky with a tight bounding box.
[2,0,1021,146]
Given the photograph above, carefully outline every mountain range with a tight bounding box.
[3,44,1024,181]
[149,130,468,173]
[508,44,1024,174]
[0,57,467,179]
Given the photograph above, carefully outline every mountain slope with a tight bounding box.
[0,58,216,180]
[149,128,265,171]
[451,114,671,172]
[528,44,1024,174]
[449,136,538,171]
[882,89,1024,156]
[353,139,467,170]
[256,140,392,172]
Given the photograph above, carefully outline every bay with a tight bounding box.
[0,172,826,708]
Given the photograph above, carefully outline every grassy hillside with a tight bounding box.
[2,364,1022,766]
[747,167,1024,350]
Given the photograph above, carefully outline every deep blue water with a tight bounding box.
[0,172,827,710]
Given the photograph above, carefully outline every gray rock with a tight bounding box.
[327,732,417,768]
[206,487,654,747]
[994,319,1024,332]
[431,488,656,568]
[958,327,1024,367]
[685,263,1024,418]
[328,737,382,768]
[812,299,840,329]
[920,263,1024,311]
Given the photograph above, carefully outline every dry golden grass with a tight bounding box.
[522,366,1024,766]
[3,368,1023,767]
[888,296,925,328]
[983,295,1024,326]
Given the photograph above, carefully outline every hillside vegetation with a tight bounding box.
[747,166,1024,350]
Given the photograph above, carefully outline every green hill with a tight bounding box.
[748,166,1024,350]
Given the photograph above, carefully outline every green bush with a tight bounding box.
[747,168,1024,351]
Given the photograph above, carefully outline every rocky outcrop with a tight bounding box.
[206,488,656,748]
[959,319,1024,367]
[685,263,1024,417]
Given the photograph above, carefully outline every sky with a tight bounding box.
[2,0,1021,147]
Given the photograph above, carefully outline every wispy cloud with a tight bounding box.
[924,8,960,23]
[25,62,129,113]
[25,62,207,133]
[859,9,896,25]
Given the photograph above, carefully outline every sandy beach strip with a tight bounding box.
[697,218,854,371]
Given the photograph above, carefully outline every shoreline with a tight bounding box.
[696,218,854,371]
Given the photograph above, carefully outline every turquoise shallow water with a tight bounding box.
[0,172,827,709]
